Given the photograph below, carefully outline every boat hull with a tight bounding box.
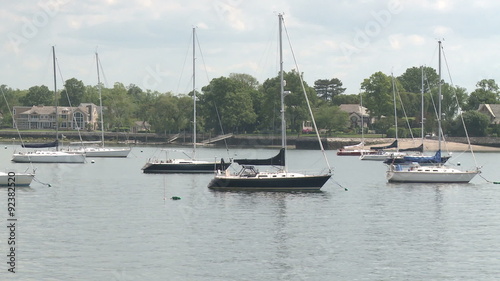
[67,147,131,157]
[12,151,86,163]
[387,166,479,183]
[337,150,376,156]
[0,172,34,187]
[207,174,331,191]
[142,162,231,174]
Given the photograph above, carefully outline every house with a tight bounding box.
[13,103,100,130]
[477,104,500,124]
[131,121,151,133]
[339,104,372,128]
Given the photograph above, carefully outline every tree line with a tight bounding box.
[1,66,499,137]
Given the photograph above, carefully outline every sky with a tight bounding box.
[2,0,500,96]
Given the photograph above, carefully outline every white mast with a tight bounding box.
[96,52,105,147]
[438,40,442,153]
[53,46,59,151]
[392,73,398,151]
[192,27,197,159]
[279,14,286,171]
[421,65,425,147]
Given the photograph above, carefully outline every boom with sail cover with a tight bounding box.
[234,149,285,166]
[370,140,398,150]
[22,140,58,148]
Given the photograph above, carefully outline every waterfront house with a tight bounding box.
[339,104,373,129]
[477,104,500,124]
[13,103,100,130]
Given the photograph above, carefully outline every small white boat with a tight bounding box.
[65,146,131,158]
[0,171,34,187]
[360,150,406,161]
[387,163,479,183]
[12,150,86,163]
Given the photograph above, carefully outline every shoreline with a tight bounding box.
[1,130,499,152]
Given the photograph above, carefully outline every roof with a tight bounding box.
[339,104,369,117]
[14,103,97,115]
[478,104,500,124]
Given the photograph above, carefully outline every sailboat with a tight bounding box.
[361,79,404,160]
[65,52,131,157]
[383,67,450,165]
[386,41,480,183]
[141,27,231,174]
[0,171,34,187]
[11,46,86,164]
[207,14,332,191]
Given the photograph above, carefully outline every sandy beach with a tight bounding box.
[385,139,500,153]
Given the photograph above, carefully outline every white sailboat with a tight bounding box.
[12,46,86,164]
[65,52,131,157]
[0,171,34,187]
[207,14,331,191]
[141,27,230,173]
[360,78,407,161]
[387,41,480,183]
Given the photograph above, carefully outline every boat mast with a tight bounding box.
[279,14,286,170]
[421,65,425,147]
[96,52,105,148]
[438,40,442,153]
[392,73,398,152]
[53,46,59,151]
[360,92,364,146]
[192,27,197,159]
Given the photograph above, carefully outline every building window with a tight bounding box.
[74,112,84,129]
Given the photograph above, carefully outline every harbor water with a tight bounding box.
[0,144,499,280]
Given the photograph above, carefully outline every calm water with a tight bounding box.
[0,144,499,280]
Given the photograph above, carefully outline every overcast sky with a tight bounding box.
[2,0,500,96]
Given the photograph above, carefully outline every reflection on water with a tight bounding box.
[0,146,499,280]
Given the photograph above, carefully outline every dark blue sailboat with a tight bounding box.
[208,14,331,191]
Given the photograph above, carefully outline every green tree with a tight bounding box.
[314,105,349,133]
[465,79,500,111]
[0,85,22,128]
[101,82,134,130]
[448,111,490,137]
[360,71,393,118]
[59,78,85,106]
[149,93,183,134]
[20,85,53,106]
[314,78,346,103]
[332,94,359,106]
[397,66,439,93]
[260,70,319,133]
[200,75,258,134]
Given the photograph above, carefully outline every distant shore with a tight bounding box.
[1,130,499,152]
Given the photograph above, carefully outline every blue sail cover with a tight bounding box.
[234,148,285,166]
[403,150,442,163]
[370,140,398,150]
[22,140,58,148]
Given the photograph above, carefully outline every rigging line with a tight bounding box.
[97,55,109,88]
[423,67,451,154]
[282,18,332,173]
[393,76,417,145]
[331,179,348,191]
[55,57,84,144]
[441,44,480,168]
[213,101,231,159]
[0,86,36,172]
[194,30,211,86]
[175,30,193,94]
